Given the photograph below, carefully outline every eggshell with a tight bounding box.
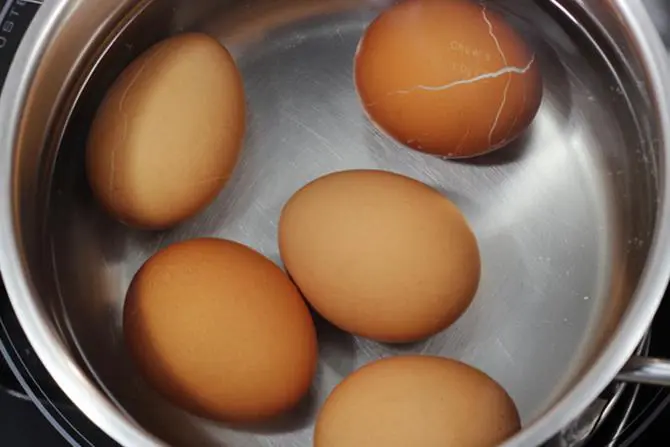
[123,238,318,423]
[86,33,246,229]
[314,356,521,447]
[354,0,542,158]
[278,169,480,343]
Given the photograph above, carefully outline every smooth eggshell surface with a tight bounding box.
[355,0,542,158]
[278,170,480,343]
[314,356,521,447]
[86,33,245,229]
[123,238,318,423]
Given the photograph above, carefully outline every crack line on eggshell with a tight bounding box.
[386,55,535,96]
[491,78,512,145]
[115,62,149,196]
[482,5,507,67]
[500,73,528,145]
[113,44,171,198]
[482,5,511,147]
[454,126,471,155]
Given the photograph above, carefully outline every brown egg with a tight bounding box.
[314,356,521,447]
[86,33,246,229]
[278,170,480,343]
[123,238,317,423]
[354,0,542,158]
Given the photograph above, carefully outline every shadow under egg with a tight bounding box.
[311,310,357,379]
[232,386,320,435]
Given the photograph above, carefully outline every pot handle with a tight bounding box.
[616,356,670,386]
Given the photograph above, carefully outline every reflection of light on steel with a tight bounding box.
[645,0,670,45]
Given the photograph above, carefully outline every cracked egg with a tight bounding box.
[86,33,246,229]
[354,0,542,158]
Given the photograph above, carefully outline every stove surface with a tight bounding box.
[0,391,70,447]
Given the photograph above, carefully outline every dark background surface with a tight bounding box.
[0,392,70,447]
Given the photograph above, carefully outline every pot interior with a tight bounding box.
[7,0,665,445]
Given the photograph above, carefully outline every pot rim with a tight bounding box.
[503,0,670,445]
[0,1,165,446]
[0,1,669,447]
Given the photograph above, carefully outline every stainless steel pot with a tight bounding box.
[2,0,670,446]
